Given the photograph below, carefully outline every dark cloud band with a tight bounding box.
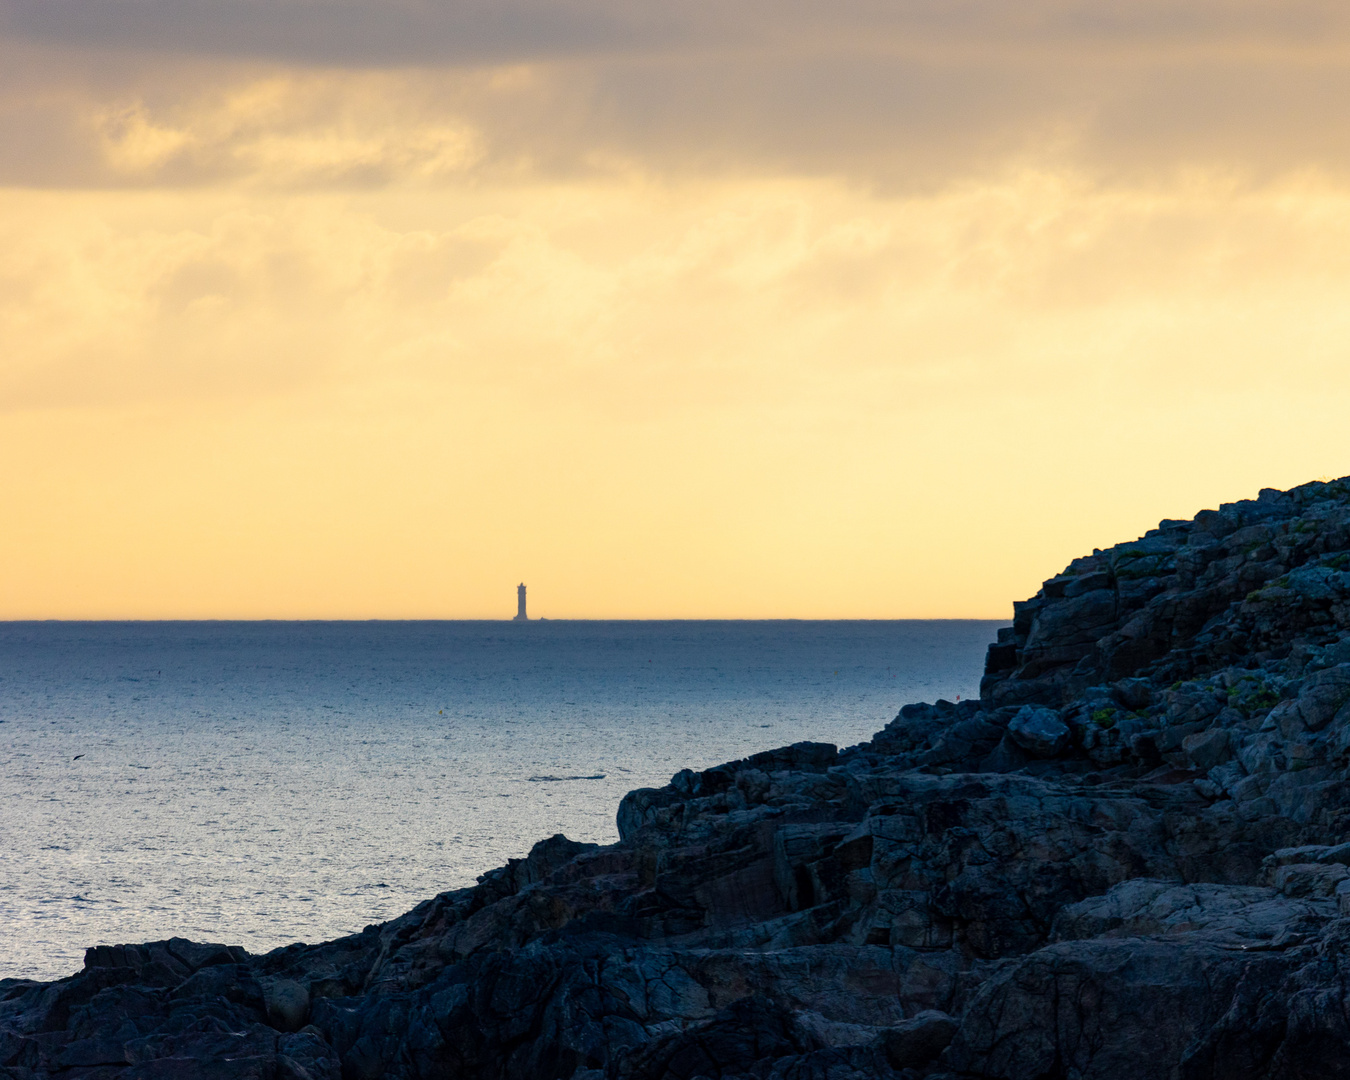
[3,0,1348,66]
[2,0,1350,189]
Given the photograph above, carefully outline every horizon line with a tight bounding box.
[0,615,1009,624]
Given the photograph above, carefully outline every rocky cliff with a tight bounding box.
[10,477,1350,1079]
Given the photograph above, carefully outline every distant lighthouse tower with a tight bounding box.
[514,583,528,621]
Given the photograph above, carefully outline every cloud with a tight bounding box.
[4,169,1350,417]
[3,0,1350,191]
[4,0,1350,65]
[3,48,1350,194]
[89,78,483,184]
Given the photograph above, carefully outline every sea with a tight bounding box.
[0,620,1000,982]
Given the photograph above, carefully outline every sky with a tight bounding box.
[3,0,1350,619]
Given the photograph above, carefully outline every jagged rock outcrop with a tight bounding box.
[10,477,1350,1078]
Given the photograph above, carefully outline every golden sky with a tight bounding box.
[3,2,1350,618]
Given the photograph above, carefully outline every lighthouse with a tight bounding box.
[514,583,528,621]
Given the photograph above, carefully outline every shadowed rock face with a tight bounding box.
[11,478,1350,1079]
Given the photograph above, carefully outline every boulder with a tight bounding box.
[1006,706,1071,757]
[1182,727,1232,770]
[262,977,310,1032]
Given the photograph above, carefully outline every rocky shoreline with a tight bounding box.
[10,476,1350,1078]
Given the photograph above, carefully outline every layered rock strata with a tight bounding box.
[10,478,1350,1078]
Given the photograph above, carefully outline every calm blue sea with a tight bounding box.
[0,620,999,981]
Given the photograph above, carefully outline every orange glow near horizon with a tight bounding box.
[4,24,1350,618]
